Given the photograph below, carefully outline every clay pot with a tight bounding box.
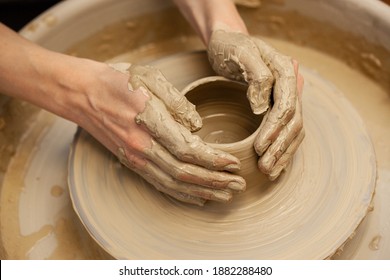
[1,0,390,260]
[181,76,262,179]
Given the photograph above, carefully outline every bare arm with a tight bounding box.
[173,1,305,180]
[173,0,248,43]
[0,23,123,126]
[0,23,245,205]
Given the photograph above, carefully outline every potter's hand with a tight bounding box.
[0,20,245,206]
[105,63,245,206]
[207,30,304,180]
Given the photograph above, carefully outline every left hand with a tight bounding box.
[207,29,305,180]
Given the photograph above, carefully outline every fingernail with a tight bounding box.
[214,190,233,203]
[224,163,240,172]
[194,199,206,207]
[269,165,285,181]
[255,140,271,156]
[261,156,276,172]
[252,102,268,115]
[228,180,246,192]
[191,117,202,132]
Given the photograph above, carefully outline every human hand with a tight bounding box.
[207,30,304,180]
[80,63,246,206]
[0,22,245,206]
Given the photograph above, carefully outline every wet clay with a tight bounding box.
[207,30,274,115]
[50,185,64,197]
[127,64,203,132]
[0,113,111,259]
[1,3,390,259]
[182,77,262,181]
[183,78,262,145]
[2,37,388,259]
[114,64,245,205]
[68,50,376,259]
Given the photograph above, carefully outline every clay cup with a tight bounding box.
[181,77,263,179]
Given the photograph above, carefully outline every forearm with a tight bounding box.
[173,0,248,44]
[0,23,106,123]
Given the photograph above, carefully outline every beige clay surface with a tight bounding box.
[68,51,375,259]
[1,38,389,259]
[111,64,246,206]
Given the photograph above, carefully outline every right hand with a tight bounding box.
[78,62,246,206]
[207,30,304,180]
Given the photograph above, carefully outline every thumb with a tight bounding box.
[128,64,203,132]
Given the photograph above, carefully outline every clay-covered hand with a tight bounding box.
[99,63,246,206]
[0,21,245,206]
[207,30,304,180]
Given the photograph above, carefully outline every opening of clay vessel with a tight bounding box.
[183,78,262,145]
[1,0,389,262]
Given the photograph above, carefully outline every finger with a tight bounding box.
[247,77,273,115]
[138,160,234,203]
[128,64,202,132]
[293,60,304,98]
[144,140,246,192]
[224,43,274,114]
[256,97,303,173]
[154,185,207,206]
[232,46,274,115]
[207,30,274,114]
[267,129,305,181]
[255,106,303,174]
[135,94,241,172]
[255,55,304,175]
[253,39,298,155]
[117,147,207,206]
[254,74,296,156]
[140,173,207,206]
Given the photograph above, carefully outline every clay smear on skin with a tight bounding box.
[2,38,386,259]
[68,46,376,259]
[1,0,389,256]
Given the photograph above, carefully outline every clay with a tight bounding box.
[135,97,239,171]
[50,185,64,197]
[128,64,203,132]
[181,76,262,145]
[181,76,263,179]
[115,63,246,205]
[233,0,262,8]
[208,30,274,115]
[207,30,304,180]
[1,0,390,260]
[369,235,381,251]
[1,114,111,259]
[68,51,376,259]
[252,38,304,179]
[0,36,386,259]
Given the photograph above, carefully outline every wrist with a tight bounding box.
[174,0,248,45]
[45,54,118,126]
[26,47,113,127]
[207,1,248,36]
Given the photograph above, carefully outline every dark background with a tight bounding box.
[0,0,62,31]
[1,0,390,32]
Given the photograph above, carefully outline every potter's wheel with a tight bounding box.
[68,52,376,259]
